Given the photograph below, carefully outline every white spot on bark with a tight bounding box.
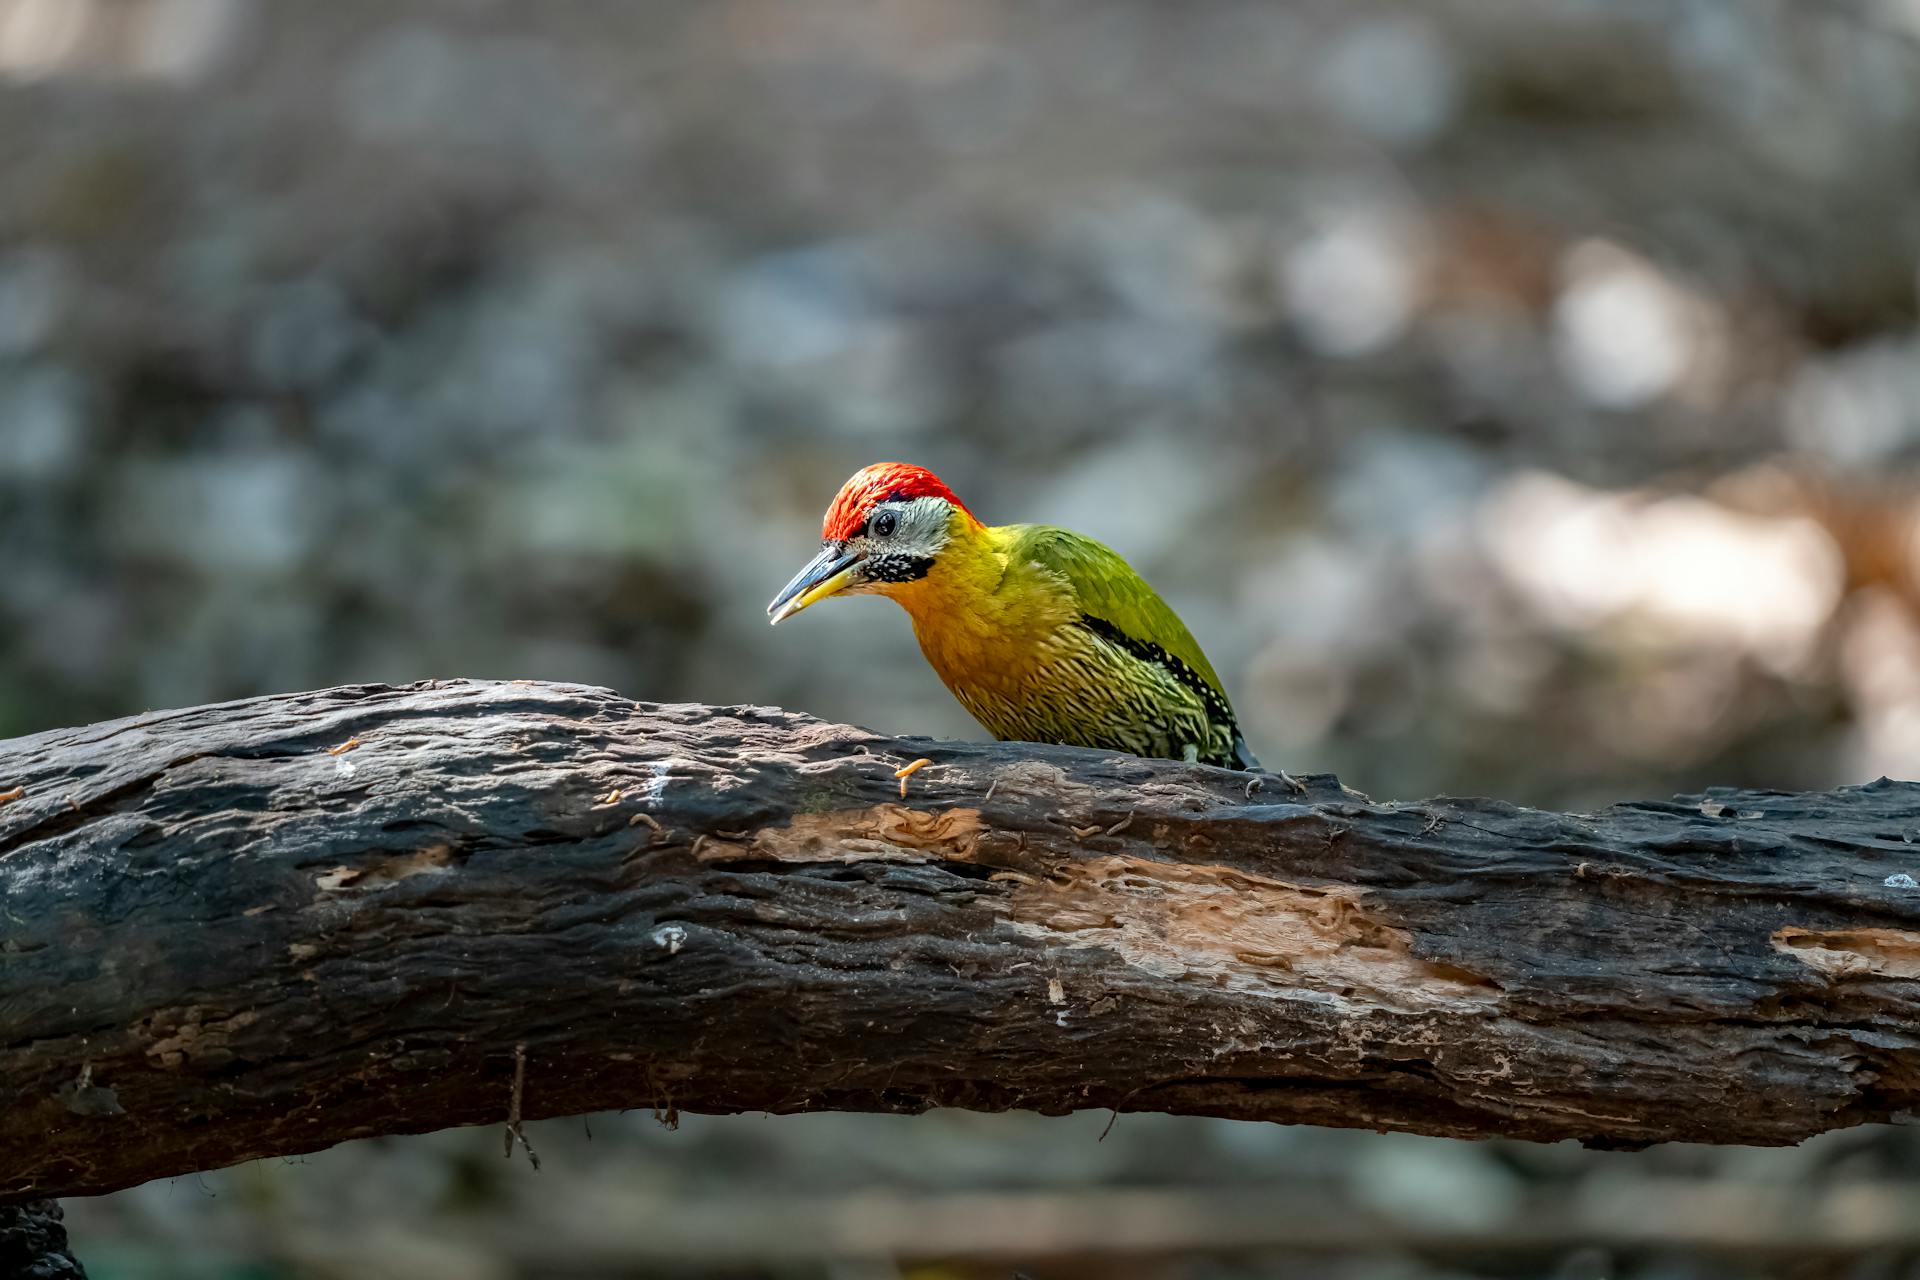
[652,924,687,955]
[644,762,671,802]
[1887,873,1919,890]
[335,758,357,778]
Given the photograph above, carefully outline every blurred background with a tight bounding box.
[6,0,1920,1275]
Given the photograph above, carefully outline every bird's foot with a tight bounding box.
[1276,769,1308,796]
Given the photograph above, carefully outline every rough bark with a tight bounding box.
[1,679,1917,1204]
[0,1201,87,1279]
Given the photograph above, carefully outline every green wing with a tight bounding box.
[1001,524,1259,770]
[1004,524,1229,697]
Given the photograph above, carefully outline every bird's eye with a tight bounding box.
[871,510,898,539]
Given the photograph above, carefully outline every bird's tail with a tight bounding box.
[1230,732,1261,772]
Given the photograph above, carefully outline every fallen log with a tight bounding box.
[2,679,1917,1204]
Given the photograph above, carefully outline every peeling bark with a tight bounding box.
[1,679,1918,1203]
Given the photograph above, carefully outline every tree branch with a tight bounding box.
[2,679,1918,1203]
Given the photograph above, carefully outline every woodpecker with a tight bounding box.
[768,462,1266,773]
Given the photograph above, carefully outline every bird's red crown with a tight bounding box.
[821,463,973,541]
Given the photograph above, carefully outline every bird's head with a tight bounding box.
[767,462,977,625]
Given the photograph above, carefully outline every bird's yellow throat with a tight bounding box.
[878,515,1077,691]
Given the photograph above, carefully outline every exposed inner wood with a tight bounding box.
[1774,926,1920,980]
[1001,857,1498,1010]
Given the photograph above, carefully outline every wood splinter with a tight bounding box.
[326,736,362,756]
[504,1041,540,1171]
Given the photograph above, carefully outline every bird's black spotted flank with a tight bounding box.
[1076,615,1223,714]
[865,554,935,584]
[1076,613,1253,766]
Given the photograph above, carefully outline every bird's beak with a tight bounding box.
[768,543,863,625]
